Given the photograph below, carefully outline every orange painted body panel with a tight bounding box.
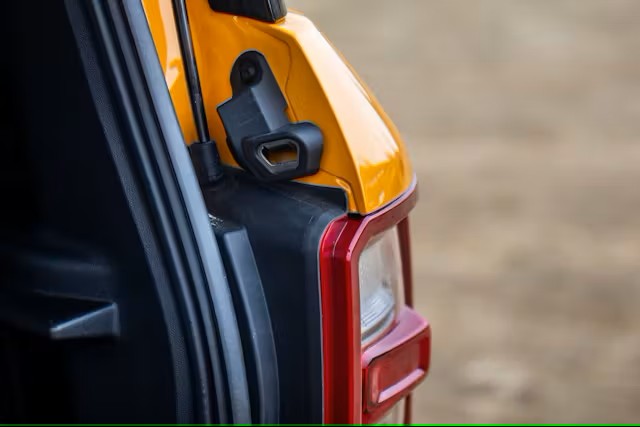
[142,0,413,214]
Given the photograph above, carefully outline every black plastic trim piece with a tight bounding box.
[208,0,287,23]
[214,224,279,424]
[218,51,323,182]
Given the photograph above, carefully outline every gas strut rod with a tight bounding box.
[172,0,224,184]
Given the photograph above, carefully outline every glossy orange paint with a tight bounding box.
[142,0,413,214]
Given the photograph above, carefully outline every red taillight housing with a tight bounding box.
[320,181,431,424]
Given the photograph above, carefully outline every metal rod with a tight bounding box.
[172,0,209,143]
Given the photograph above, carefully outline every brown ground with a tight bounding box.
[288,0,640,423]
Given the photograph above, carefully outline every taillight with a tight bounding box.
[320,181,431,424]
[359,226,405,346]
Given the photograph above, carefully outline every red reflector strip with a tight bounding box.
[362,307,431,423]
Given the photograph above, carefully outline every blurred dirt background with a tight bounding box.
[287,0,640,423]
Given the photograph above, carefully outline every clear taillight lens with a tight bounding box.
[376,399,406,425]
[359,227,404,345]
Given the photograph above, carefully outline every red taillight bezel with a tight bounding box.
[319,180,430,424]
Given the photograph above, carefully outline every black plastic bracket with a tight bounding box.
[217,50,323,182]
[208,0,287,23]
